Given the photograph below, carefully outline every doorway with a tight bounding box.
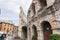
[41,21,52,40]
[22,26,27,40]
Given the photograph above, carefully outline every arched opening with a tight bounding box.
[22,26,27,40]
[39,0,47,7]
[32,25,38,40]
[41,21,52,40]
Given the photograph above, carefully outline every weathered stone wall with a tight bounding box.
[27,0,60,40]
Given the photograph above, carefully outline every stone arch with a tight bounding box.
[22,26,27,40]
[32,25,38,40]
[39,0,47,7]
[41,21,52,40]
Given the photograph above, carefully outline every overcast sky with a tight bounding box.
[0,0,32,26]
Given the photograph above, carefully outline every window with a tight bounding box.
[39,0,47,7]
[8,25,9,27]
[0,24,1,31]
[4,28,6,30]
[32,3,35,14]
[10,28,11,30]
[0,27,1,31]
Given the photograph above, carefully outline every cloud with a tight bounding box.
[0,0,32,26]
[0,0,20,26]
[0,0,20,14]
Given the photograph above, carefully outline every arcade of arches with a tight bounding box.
[28,21,52,40]
[19,0,60,40]
[21,20,60,40]
[21,21,53,40]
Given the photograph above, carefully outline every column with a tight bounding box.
[37,29,44,40]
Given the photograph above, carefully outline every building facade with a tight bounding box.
[27,0,60,40]
[0,20,14,37]
[18,7,27,40]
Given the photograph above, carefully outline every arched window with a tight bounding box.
[39,0,47,7]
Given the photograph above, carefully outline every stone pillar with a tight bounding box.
[31,26,34,39]
[27,26,34,40]
[18,27,22,39]
[37,29,44,40]
[27,27,31,40]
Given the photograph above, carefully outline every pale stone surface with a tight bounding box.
[18,7,27,39]
[27,0,60,40]
[19,0,60,40]
[47,0,55,7]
